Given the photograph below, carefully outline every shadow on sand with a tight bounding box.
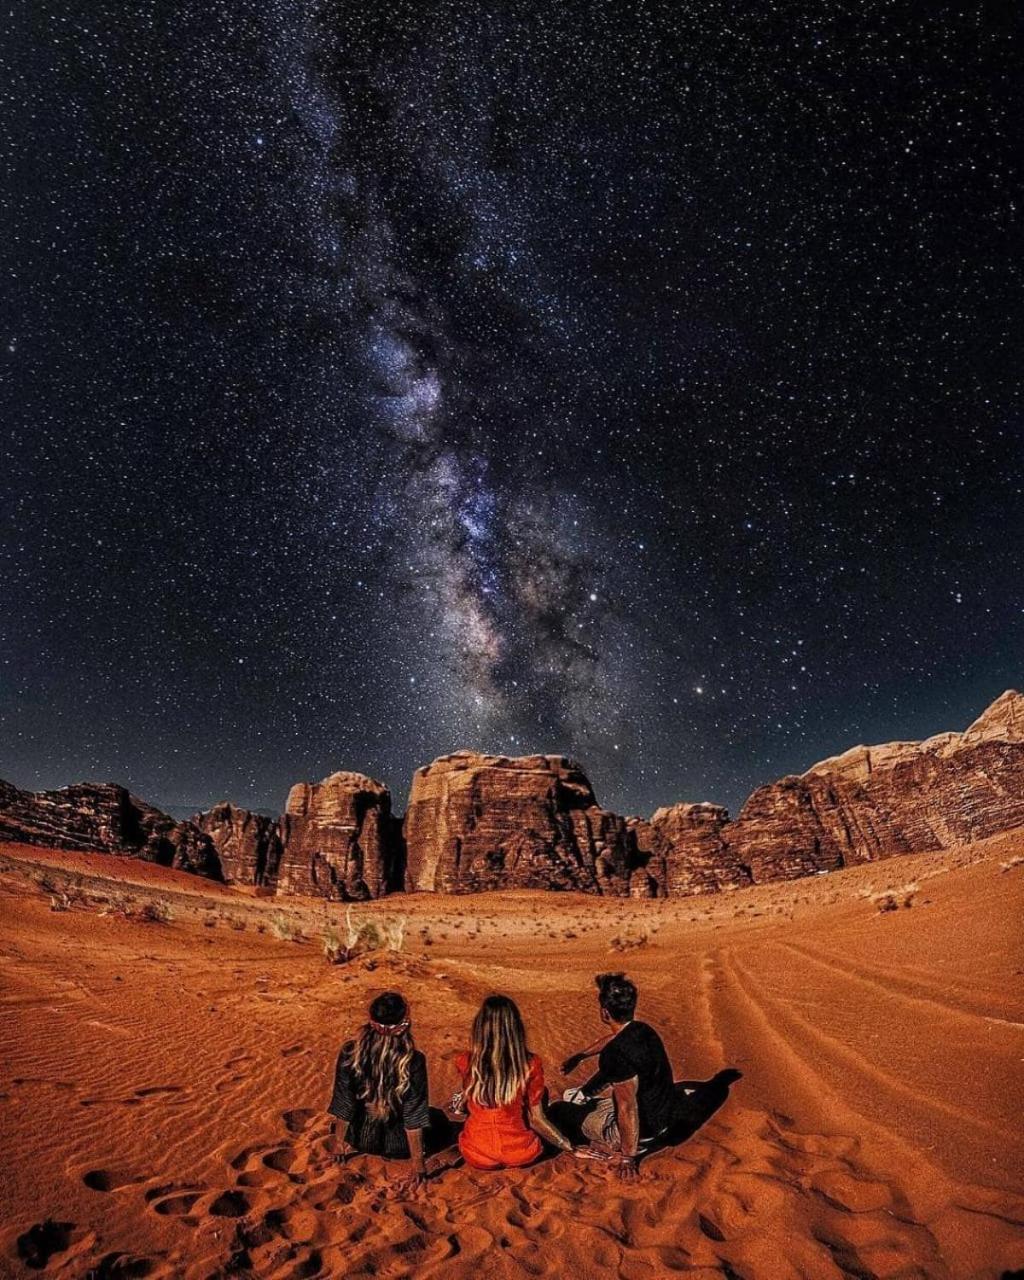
[425,1071,742,1178]
[549,1068,743,1162]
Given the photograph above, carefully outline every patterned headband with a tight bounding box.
[369,1016,410,1036]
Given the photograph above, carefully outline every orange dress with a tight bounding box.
[455,1051,546,1169]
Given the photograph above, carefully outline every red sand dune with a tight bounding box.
[1,834,1022,1278]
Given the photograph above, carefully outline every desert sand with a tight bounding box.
[1,834,1022,1279]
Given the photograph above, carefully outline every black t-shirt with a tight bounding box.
[596,1021,675,1137]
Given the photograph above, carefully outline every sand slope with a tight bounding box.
[1,835,1022,1279]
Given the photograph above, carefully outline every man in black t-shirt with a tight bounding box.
[562,972,675,1181]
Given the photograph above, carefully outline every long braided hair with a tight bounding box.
[348,991,415,1122]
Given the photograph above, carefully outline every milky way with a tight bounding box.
[1,2,1021,817]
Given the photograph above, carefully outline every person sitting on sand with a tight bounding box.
[328,991,429,1196]
[562,972,675,1182]
[452,994,578,1169]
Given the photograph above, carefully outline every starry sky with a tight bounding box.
[2,1,1021,820]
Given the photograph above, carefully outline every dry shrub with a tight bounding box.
[999,855,1024,873]
[610,928,649,952]
[138,900,173,924]
[271,913,301,942]
[323,907,408,964]
[871,882,918,913]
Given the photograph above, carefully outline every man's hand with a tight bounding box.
[615,1155,641,1183]
[561,1052,586,1074]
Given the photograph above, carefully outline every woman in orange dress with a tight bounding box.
[453,994,577,1169]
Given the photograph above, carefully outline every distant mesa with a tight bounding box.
[1,690,1022,901]
[0,779,220,878]
[403,750,633,894]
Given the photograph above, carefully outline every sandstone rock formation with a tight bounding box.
[193,803,282,888]
[403,751,633,894]
[632,803,752,896]
[722,689,1024,881]
[194,773,402,900]
[275,772,401,900]
[0,779,220,877]
[2,690,1021,902]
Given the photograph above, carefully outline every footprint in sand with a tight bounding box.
[811,1169,893,1214]
[16,1219,74,1270]
[83,1169,144,1193]
[288,1249,323,1279]
[90,1252,157,1278]
[229,1144,267,1172]
[261,1145,295,1172]
[209,1190,252,1218]
[145,1185,204,1218]
[334,1174,364,1206]
[282,1107,315,1135]
[263,1205,319,1243]
[696,1211,727,1242]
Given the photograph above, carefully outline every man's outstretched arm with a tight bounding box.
[561,1029,617,1075]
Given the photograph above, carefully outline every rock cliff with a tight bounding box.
[2,690,1021,900]
[192,802,282,888]
[402,751,632,893]
[632,803,752,896]
[276,772,401,900]
[0,779,220,877]
[194,773,402,900]
[722,690,1024,880]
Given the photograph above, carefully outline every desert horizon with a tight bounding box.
[2,822,1022,1278]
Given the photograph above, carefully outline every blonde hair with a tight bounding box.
[466,994,531,1108]
[349,992,415,1122]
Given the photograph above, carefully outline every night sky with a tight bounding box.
[2,2,1021,820]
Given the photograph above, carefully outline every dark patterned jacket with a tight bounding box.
[328,1041,430,1158]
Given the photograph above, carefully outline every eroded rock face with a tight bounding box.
[644,803,751,896]
[192,803,282,888]
[194,774,402,900]
[403,751,633,893]
[723,690,1024,881]
[276,772,401,900]
[3,690,1021,901]
[0,779,220,877]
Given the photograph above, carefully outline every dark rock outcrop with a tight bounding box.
[0,779,220,877]
[403,751,633,894]
[192,802,283,888]
[722,689,1024,881]
[276,772,401,900]
[194,773,402,900]
[634,803,752,896]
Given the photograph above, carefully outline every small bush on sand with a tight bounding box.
[321,908,409,964]
[138,901,173,924]
[871,883,918,913]
[999,855,1024,873]
[610,928,649,952]
[345,906,407,954]
[322,924,345,964]
[271,913,301,942]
